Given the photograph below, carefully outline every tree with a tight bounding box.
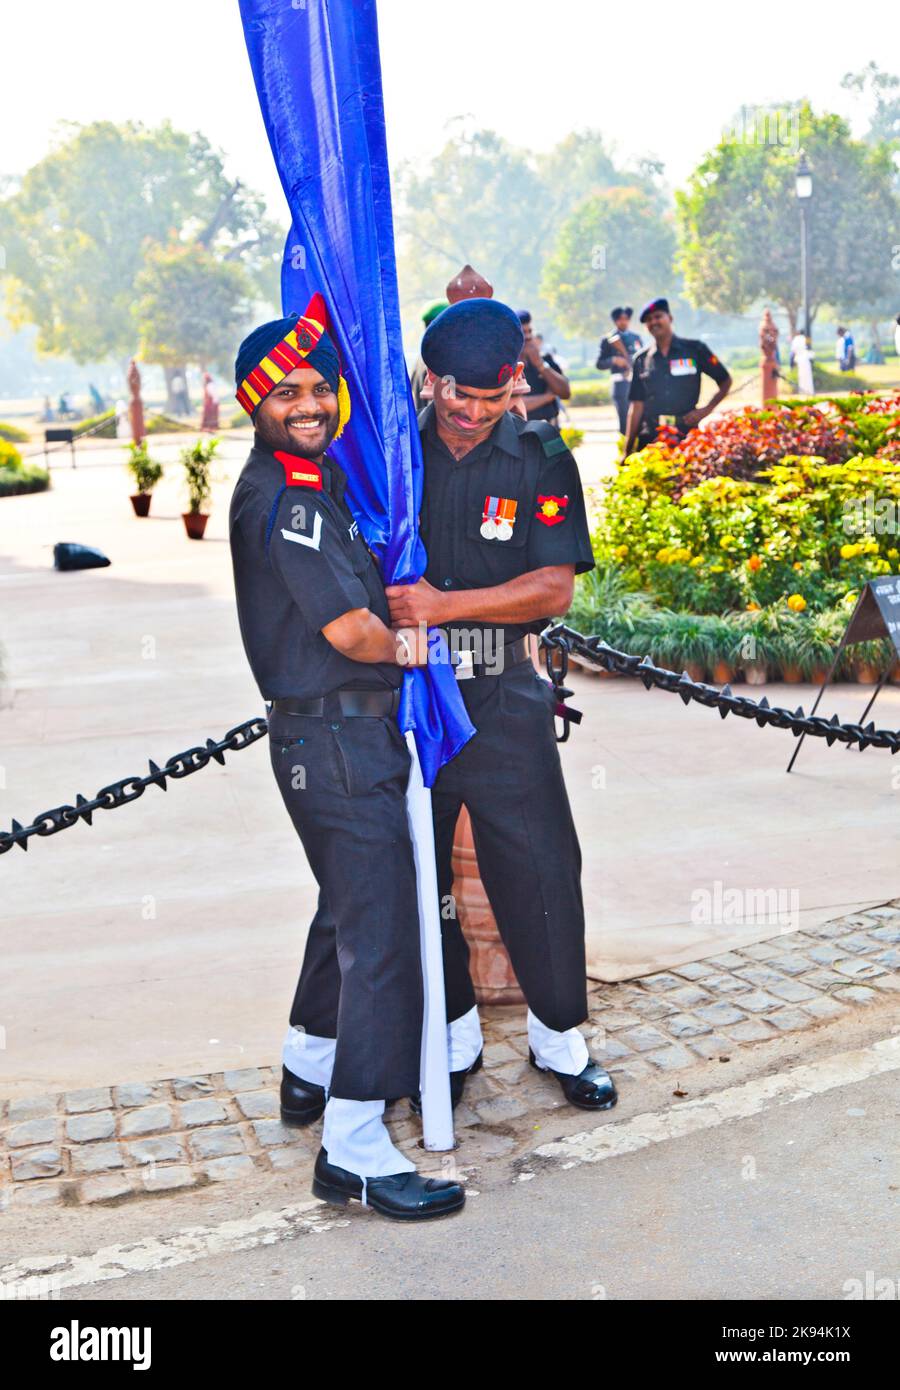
[395,128,548,314]
[675,104,900,336]
[134,242,253,384]
[0,120,280,371]
[541,186,676,339]
[841,63,900,148]
[394,126,659,340]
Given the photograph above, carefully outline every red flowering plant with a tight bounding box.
[652,405,856,500]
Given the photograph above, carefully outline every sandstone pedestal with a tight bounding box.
[451,806,524,1006]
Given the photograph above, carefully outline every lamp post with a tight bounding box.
[795,150,813,341]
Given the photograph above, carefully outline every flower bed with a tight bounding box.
[572,392,900,682]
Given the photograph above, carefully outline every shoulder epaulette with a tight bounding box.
[521,419,571,458]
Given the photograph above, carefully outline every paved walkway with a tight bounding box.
[2,900,897,1211]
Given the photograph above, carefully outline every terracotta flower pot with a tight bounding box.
[809,665,830,686]
[451,806,524,1007]
[712,661,736,685]
[854,660,881,685]
[780,664,804,683]
[683,660,707,683]
[130,493,152,517]
[743,661,768,686]
[889,661,900,686]
[182,511,209,540]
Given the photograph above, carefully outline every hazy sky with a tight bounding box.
[3,0,892,220]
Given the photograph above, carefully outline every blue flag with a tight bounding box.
[238,0,474,785]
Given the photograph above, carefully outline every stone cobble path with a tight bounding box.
[2,903,899,1210]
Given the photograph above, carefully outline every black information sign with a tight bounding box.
[787,577,900,771]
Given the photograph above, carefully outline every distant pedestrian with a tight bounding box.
[596,307,643,434]
[517,309,570,426]
[836,326,856,373]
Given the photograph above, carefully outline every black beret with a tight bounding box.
[422,299,524,390]
[517,309,532,325]
[639,297,670,323]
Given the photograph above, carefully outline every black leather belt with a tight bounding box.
[450,635,532,680]
[270,688,401,718]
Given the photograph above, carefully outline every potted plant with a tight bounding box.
[126,441,163,517]
[852,638,891,685]
[180,437,219,540]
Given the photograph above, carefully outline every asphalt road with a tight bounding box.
[20,1029,897,1303]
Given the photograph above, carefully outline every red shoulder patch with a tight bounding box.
[535,494,568,527]
[274,451,323,490]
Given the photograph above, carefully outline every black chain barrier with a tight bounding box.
[542,624,900,754]
[4,625,900,857]
[0,718,268,856]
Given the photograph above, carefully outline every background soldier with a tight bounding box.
[386,297,617,1114]
[596,306,642,434]
[229,297,465,1222]
[624,296,732,455]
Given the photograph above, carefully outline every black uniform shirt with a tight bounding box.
[628,334,729,438]
[418,405,594,648]
[596,328,643,380]
[523,350,564,422]
[229,439,400,700]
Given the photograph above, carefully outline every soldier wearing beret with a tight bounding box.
[387,297,618,1114]
[624,297,732,455]
[228,295,465,1222]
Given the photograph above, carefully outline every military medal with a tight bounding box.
[482,495,517,541]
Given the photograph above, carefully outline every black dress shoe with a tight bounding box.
[408,1049,483,1116]
[528,1048,618,1110]
[312,1148,465,1221]
[280,1065,326,1127]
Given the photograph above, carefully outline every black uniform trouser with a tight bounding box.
[612,379,631,434]
[269,702,423,1101]
[432,659,588,1033]
[284,662,588,1070]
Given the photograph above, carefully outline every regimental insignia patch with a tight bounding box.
[536,494,568,527]
[481,495,518,541]
[274,450,323,490]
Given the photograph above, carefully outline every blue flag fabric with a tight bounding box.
[238,0,474,785]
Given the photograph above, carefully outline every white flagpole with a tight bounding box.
[404,731,455,1151]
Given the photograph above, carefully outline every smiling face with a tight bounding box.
[254,366,339,459]
[644,308,673,342]
[428,366,522,451]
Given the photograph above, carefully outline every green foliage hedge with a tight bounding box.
[0,421,30,443]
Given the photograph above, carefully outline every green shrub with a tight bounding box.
[0,421,29,443]
[569,379,611,406]
[229,409,253,430]
[75,409,117,438]
[560,427,584,453]
[0,462,50,496]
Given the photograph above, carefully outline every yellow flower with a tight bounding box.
[710,565,725,573]
[690,555,704,568]
[844,591,858,606]
[787,594,807,612]
[888,549,899,562]
[748,554,762,572]
[792,561,803,571]
[613,544,629,561]
[719,535,737,550]
[840,543,862,560]
[746,602,761,612]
